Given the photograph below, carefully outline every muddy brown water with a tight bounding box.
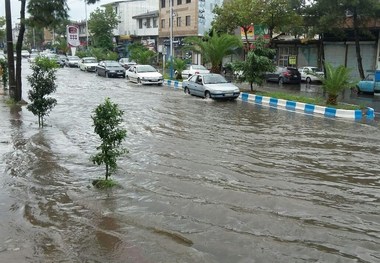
[0,63,380,262]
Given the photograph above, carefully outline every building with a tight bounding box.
[104,0,159,58]
[158,0,223,63]
[132,10,159,52]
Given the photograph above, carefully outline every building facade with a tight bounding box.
[158,0,222,63]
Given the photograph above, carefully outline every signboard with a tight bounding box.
[241,25,269,41]
[67,25,80,47]
[288,56,297,65]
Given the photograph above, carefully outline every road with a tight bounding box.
[0,61,380,262]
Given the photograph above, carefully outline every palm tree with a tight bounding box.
[322,63,357,105]
[183,30,242,73]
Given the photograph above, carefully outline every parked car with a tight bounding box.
[65,56,80,67]
[265,66,301,84]
[57,55,67,67]
[181,64,210,79]
[356,73,376,93]
[299,66,324,84]
[21,50,30,58]
[126,65,163,85]
[119,58,136,69]
[182,73,240,100]
[95,60,126,78]
[78,57,98,72]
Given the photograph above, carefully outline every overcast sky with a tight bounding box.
[0,0,115,24]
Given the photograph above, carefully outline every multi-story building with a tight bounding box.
[104,0,159,57]
[132,10,159,52]
[158,0,223,63]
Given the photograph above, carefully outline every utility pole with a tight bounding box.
[5,0,16,97]
[85,0,89,48]
[169,0,174,79]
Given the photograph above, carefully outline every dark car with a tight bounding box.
[96,60,126,78]
[265,66,301,84]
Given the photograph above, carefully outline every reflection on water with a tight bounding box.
[0,64,380,262]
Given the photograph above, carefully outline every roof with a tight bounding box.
[132,10,159,19]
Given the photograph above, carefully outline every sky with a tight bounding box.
[0,0,116,24]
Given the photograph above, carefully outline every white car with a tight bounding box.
[299,66,324,84]
[126,65,163,85]
[182,73,240,100]
[181,64,210,79]
[78,57,98,72]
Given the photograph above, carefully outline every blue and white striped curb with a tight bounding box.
[240,92,375,121]
[164,79,182,89]
[163,80,375,120]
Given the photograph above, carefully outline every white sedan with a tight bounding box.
[181,64,210,79]
[126,65,164,85]
[299,66,324,84]
[182,73,240,100]
[78,57,98,72]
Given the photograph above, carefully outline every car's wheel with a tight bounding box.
[122,74,126,79]
[353,86,361,94]
[184,87,190,94]
[279,77,284,85]
[106,72,109,78]
[306,77,311,84]
[137,78,141,84]
[126,75,130,80]
[205,91,211,99]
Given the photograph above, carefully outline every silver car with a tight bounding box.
[182,73,240,100]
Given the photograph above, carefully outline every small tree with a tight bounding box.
[322,63,357,105]
[167,58,187,80]
[26,56,58,127]
[91,98,127,184]
[128,43,156,65]
[233,38,276,90]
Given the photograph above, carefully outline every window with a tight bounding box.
[185,15,191,26]
[186,0,191,3]
[177,17,182,27]
[177,0,182,4]
[161,0,166,8]
[161,19,165,29]
[139,19,143,29]
[278,46,297,67]
[153,18,158,28]
[146,18,151,28]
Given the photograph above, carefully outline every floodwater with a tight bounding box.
[1,62,380,262]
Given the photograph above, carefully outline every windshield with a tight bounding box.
[84,59,97,63]
[203,74,228,84]
[192,65,207,70]
[105,61,121,67]
[68,56,79,61]
[136,65,157,73]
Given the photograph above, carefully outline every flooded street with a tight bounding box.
[1,62,380,262]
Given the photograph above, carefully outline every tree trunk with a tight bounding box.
[326,93,338,105]
[105,163,109,180]
[353,9,365,80]
[15,0,27,102]
[5,0,16,99]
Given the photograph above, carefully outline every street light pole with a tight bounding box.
[85,0,89,48]
[169,0,174,79]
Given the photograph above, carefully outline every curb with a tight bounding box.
[163,79,375,121]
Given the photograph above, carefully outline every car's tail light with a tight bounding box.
[195,71,199,75]
[283,71,291,77]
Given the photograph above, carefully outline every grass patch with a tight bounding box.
[250,91,362,110]
[92,179,118,189]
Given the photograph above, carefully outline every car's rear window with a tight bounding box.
[286,67,299,73]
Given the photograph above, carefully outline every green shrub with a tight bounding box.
[91,98,127,182]
[26,56,58,127]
